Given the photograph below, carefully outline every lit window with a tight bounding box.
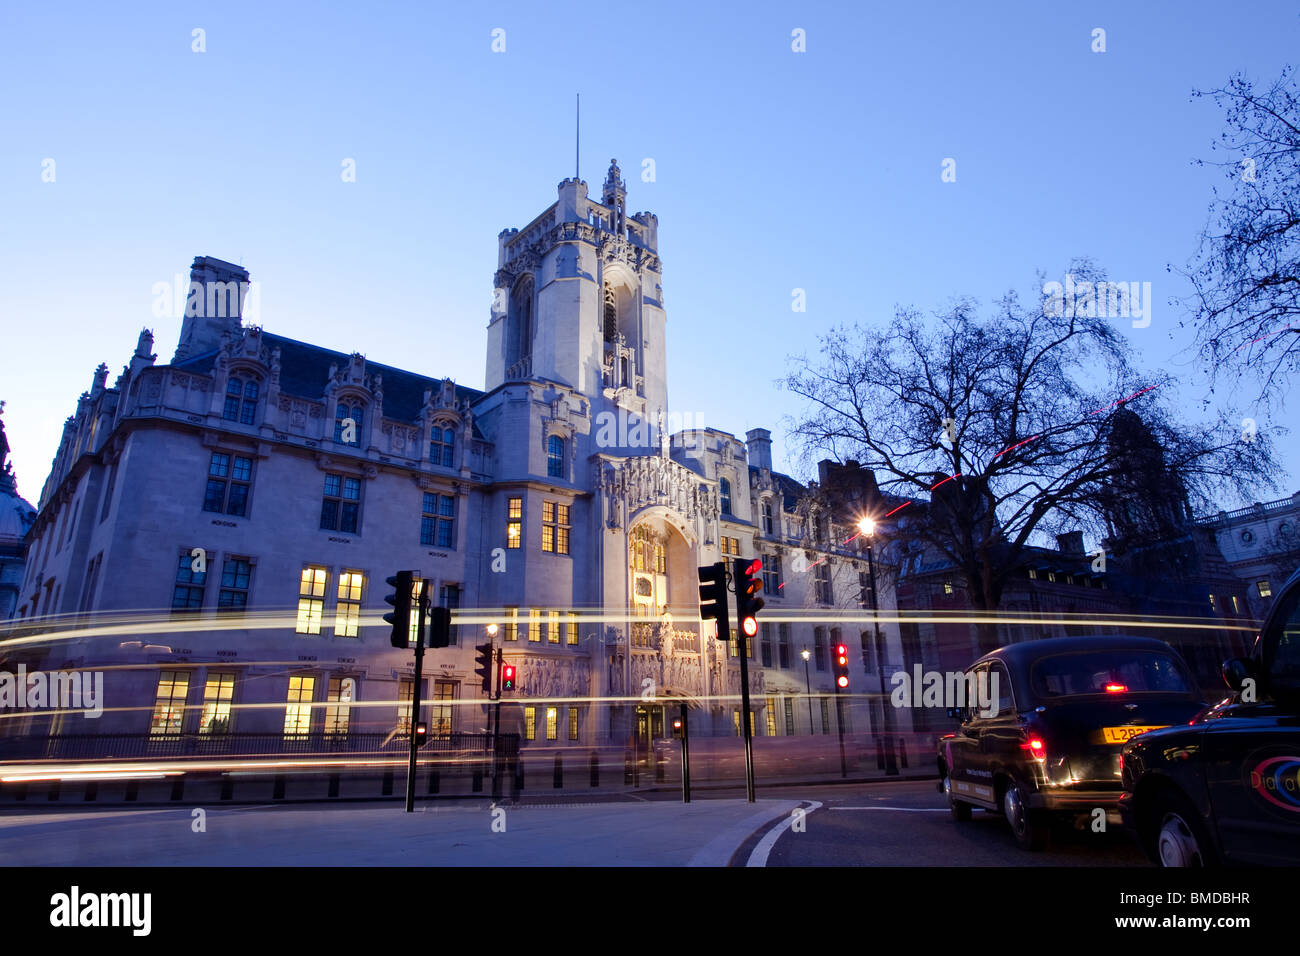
[223,376,259,425]
[765,697,777,736]
[504,606,518,641]
[335,571,364,637]
[547,435,565,478]
[324,677,354,736]
[432,680,456,738]
[1232,594,1241,614]
[1259,580,1272,598]
[199,672,235,735]
[542,501,570,555]
[334,403,364,446]
[283,676,315,737]
[566,612,578,646]
[320,474,361,534]
[507,497,522,549]
[568,706,580,740]
[546,707,558,740]
[944,579,955,594]
[296,566,328,634]
[430,425,455,467]
[397,679,418,735]
[172,551,206,612]
[203,452,253,516]
[549,610,560,643]
[1209,593,1216,610]
[1046,572,1056,584]
[420,493,457,548]
[1028,568,1037,580]
[149,671,190,737]
[528,608,541,642]
[524,706,536,741]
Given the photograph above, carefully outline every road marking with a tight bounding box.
[829,806,949,812]
[746,801,823,868]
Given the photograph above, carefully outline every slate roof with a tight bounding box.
[172,333,489,440]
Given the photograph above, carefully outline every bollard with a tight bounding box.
[273,775,286,800]
[876,735,885,770]
[898,736,909,769]
[169,778,184,802]
[85,781,99,803]
[381,771,394,796]
[428,770,439,794]
[328,773,340,798]
[472,767,483,792]
[553,753,563,789]
[589,750,599,788]
[624,748,633,785]
[219,778,233,801]
[654,749,665,782]
[515,756,524,794]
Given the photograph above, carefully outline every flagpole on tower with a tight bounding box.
[575,93,580,180]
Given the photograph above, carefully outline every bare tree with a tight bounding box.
[1181,67,1300,409]
[784,263,1277,652]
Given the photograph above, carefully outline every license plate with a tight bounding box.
[1100,725,1167,744]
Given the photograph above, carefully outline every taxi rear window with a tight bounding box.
[1030,650,1194,697]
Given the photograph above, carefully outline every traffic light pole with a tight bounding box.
[835,685,847,778]
[678,701,691,804]
[491,647,502,801]
[737,618,756,803]
[405,582,429,813]
[866,541,899,775]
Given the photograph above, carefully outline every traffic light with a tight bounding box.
[501,661,516,692]
[384,571,415,648]
[428,606,451,649]
[733,557,765,637]
[474,643,494,694]
[833,643,850,690]
[414,721,428,747]
[697,562,730,640]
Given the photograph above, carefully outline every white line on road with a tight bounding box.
[746,800,823,868]
[829,806,949,812]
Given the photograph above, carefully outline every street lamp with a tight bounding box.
[801,648,814,735]
[858,516,899,776]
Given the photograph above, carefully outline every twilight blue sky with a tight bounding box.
[2,1,1297,506]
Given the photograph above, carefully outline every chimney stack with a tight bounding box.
[746,428,772,471]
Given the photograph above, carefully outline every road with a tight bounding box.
[0,779,1148,866]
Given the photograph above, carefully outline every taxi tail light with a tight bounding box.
[1021,737,1047,760]
[1104,682,1128,694]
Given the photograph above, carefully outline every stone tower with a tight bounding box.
[485,159,666,429]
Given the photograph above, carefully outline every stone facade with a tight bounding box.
[8,161,907,749]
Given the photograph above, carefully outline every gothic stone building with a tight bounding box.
[9,160,907,752]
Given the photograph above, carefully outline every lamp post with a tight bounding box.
[858,517,899,776]
[801,648,814,735]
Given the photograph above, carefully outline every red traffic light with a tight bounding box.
[742,616,758,637]
[501,663,516,691]
[836,675,849,689]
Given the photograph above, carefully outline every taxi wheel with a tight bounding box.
[1153,794,1215,867]
[943,773,972,821]
[1003,780,1048,851]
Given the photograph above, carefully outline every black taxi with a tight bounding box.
[937,635,1204,850]
[1120,565,1300,866]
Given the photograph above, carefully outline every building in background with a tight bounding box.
[7,160,907,757]
[0,414,37,625]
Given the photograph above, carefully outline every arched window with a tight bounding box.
[224,376,259,425]
[720,478,732,516]
[603,285,618,342]
[508,277,534,368]
[547,435,564,478]
[762,499,774,535]
[430,425,455,467]
[334,403,364,446]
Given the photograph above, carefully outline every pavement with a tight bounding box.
[0,797,810,866]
